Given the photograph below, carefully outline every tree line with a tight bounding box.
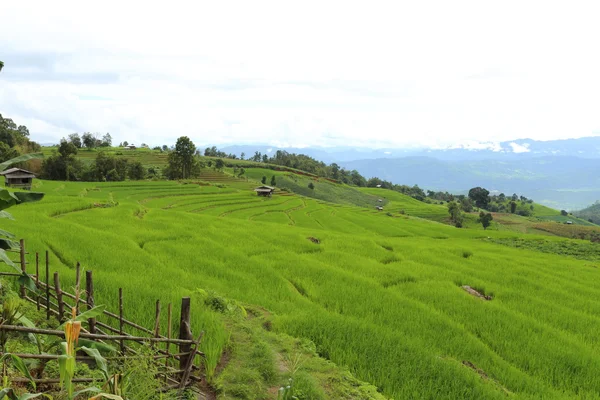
[0,114,41,164]
[446,186,538,229]
[0,121,544,221]
[41,138,147,181]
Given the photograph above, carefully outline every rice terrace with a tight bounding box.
[3,4,600,399]
[2,163,600,399]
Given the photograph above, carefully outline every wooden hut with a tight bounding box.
[254,185,275,197]
[0,168,36,190]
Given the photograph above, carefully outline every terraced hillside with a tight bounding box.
[4,179,600,399]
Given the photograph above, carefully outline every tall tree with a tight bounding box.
[468,187,490,209]
[167,136,197,179]
[0,61,3,72]
[68,133,82,148]
[58,138,78,158]
[82,132,95,149]
[478,211,493,230]
[447,201,464,228]
[101,133,112,147]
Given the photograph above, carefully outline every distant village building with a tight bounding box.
[378,199,383,202]
[376,206,383,211]
[0,168,36,190]
[565,220,573,225]
[376,184,382,188]
[124,144,137,150]
[254,185,275,197]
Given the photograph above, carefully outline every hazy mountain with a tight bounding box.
[217,136,600,210]
[218,135,600,163]
[574,201,600,224]
[339,156,600,210]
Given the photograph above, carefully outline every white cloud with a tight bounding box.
[509,142,531,153]
[1,0,600,148]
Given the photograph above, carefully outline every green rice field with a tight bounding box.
[3,178,600,399]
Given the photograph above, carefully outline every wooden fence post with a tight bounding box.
[35,252,40,311]
[75,263,81,315]
[53,272,64,322]
[152,300,160,349]
[166,303,172,369]
[118,288,125,354]
[45,251,50,320]
[85,270,95,334]
[19,239,26,298]
[178,297,192,374]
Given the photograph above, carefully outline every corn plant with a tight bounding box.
[0,388,51,399]
[55,284,121,400]
[277,378,298,400]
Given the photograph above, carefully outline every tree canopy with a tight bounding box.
[165,136,199,179]
[468,187,490,209]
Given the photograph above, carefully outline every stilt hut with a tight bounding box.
[0,168,36,190]
[254,185,275,197]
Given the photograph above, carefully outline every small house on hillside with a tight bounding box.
[254,185,275,197]
[376,184,382,188]
[123,144,137,150]
[376,206,383,211]
[0,168,36,190]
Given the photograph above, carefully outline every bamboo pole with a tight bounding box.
[19,239,25,298]
[75,262,81,315]
[152,300,160,349]
[0,325,197,344]
[119,288,124,354]
[45,250,50,320]
[0,352,189,361]
[35,252,40,311]
[166,303,172,368]
[11,378,95,384]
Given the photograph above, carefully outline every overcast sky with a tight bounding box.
[1,1,600,149]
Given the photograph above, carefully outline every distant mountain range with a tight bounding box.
[219,136,600,163]
[221,136,600,210]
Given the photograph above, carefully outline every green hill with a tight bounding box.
[575,201,600,224]
[2,178,600,399]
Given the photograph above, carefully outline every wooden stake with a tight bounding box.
[35,252,40,311]
[178,297,192,373]
[179,332,204,389]
[166,303,172,369]
[45,251,50,320]
[75,262,81,315]
[53,272,64,322]
[152,300,161,349]
[85,270,95,334]
[119,288,124,354]
[19,239,26,298]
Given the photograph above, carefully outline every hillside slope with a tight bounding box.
[575,201,600,224]
[3,179,600,399]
